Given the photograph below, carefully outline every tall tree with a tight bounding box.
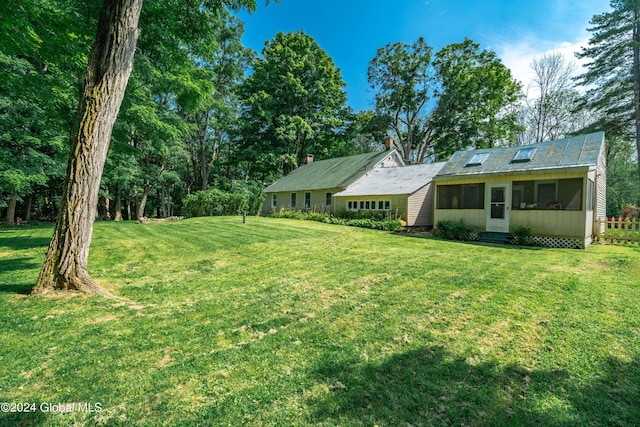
[0,0,99,224]
[576,0,640,177]
[368,37,433,164]
[239,31,349,181]
[32,0,260,295]
[32,0,144,295]
[432,38,523,158]
[529,53,577,142]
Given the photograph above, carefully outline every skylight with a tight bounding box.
[512,147,537,163]
[466,153,489,167]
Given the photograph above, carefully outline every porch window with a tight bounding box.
[304,192,311,209]
[437,184,485,209]
[512,178,582,210]
[326,192,332,206]
[290,193,297,208]
[271,194,277,208]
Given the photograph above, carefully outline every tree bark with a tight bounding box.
[114,183,123,221]
[137,183,150,220]
[32,0,143,296]
[24,194,33,222]
[5,196,17,226]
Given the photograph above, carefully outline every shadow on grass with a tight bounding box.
[0,401,49,426]
[400,233,547,250]
[0,258,40,274]
[308,346,640,426]
[0,235,50,250]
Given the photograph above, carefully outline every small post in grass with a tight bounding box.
[243,212,247,224]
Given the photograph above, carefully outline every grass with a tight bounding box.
[0,216,639,426]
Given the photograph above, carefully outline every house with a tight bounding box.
[432,132,606,248]
[334,162,446,227]
[261,149,404,215]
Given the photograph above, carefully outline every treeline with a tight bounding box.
[1,0,639,224]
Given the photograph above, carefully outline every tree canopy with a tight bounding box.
[239,31,349,181]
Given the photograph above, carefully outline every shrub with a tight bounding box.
[269,209,403,231]
[183,185,264,218]
[433,220,472,241]
[512,226,534,246]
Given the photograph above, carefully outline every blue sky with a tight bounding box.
[239,0,611,112]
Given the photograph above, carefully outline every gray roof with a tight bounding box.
[335,162,446,197]
[435,132,605,179]
[264,150,401,193]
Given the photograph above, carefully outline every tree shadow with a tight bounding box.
[0,400,49,426]
[0,235,50,250]
[307,346,640,426]
[0,258,38,294]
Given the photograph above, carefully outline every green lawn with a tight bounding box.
[1,217,639,426]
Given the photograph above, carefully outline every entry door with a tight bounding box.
[486,183,510,232]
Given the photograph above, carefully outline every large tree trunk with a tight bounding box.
[32,0,142,296]
[5,196,17,226]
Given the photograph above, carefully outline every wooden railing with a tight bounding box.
[594,217,640,244]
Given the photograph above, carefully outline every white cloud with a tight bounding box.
[498,35,591,98]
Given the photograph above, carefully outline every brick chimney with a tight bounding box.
[306,154,314,164]
[385,136,394,151]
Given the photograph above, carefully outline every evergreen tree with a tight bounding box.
[576,0,640,177]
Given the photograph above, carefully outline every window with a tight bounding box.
[290,193,297,208]
[384,201,390,210]
[347,201,357,211]
[587,179,594,211]
[437,184,485,209]
[513,178,583,210]
[365,201,370,209]
[466,153,489,166]
[271,194,277,208]
[326,192,332,206]
[512,147,537,163]
[360,201,365,209]
[536,181,557,207]
[304,192,311,209]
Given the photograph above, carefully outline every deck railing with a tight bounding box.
[594,217,640,245]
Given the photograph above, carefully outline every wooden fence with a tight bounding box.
[594,217,640,244]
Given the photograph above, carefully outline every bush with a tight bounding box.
[433,220,472,241]
[183,185,264,218]
[512,226,534,246]
[269,209,403,231]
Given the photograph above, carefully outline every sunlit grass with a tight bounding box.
[1,217,639,426]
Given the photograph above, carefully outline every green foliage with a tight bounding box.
[432,38,523,159]
[433,219,472,241]
[368,37,523,163]
[269,208,403,231]
[576,0,640,177]
[183,183,264,217]
[368,37,433,164]
[239,31,350,180]
[512,225,534,246]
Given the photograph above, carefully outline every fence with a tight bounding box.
[594,217,640,245]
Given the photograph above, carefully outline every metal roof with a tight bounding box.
[263,150,402,193]
[335,162,446,197]
[435,132,605,179]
